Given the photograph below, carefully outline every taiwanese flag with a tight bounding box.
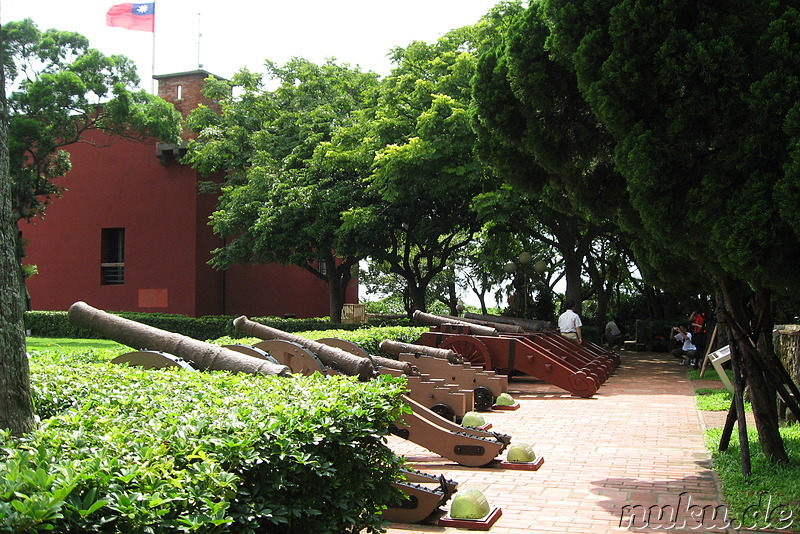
[106,3,155,32]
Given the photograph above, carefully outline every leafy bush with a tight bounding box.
[1,352,408,533]
[301,327,428,356]
[213,327,428,358]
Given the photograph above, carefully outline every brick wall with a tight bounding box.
[155,70,224,119]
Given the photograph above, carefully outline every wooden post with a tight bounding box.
[699,323,718,377]
[718,400,737,452]
[727,323,751,477]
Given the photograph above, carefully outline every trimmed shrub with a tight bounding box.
[298,327,428,356]
[23,311,412,341]
[213,327,428,358]
[2,352,408,533]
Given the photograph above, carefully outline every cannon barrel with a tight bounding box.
[413,310,499,336]
[372,354,419,375]
[437,314,524,334]
[233,316,376,381]
[464,312,552,332]
[379,339,462,364]
[68,302,291,377]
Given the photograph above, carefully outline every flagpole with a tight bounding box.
[151,1,156,94]
[197,11,203,69]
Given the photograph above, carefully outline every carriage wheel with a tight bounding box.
[473,386,495,412]
[430,403,457,422]
[316,337,370,358]
[254,340,326,376]
[438,335,493,371]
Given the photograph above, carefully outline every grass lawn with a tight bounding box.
[695,387,752,412]
[26,337,127,352]
[690,364,800,530]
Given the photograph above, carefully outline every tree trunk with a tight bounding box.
[325,255,357,323]
[408,284,427,314]
[0,91,35,436]
[327,261,346,323]
[328,284,344,323]
[562,251,583,312]
[595,280,613,345]
[446,279,459,316]
[718,277,789,463]
[662,293,679,321]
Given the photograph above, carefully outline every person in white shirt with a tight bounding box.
[670,324,698,366]
[558,300,583,344]
[605,318,622,347]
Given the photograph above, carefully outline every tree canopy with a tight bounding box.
[475,0,800,463]
[334,28,495,313]
[185,59,381,321]
[3,19,182,224]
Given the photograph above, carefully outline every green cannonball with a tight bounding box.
[450,489,491,519]
[461,411,486,428]
[494,392,515,406]
[506,442,536,463]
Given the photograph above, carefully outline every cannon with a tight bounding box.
[464,312,553,332]
[315,337,419,376]
[313,338,483,418]
[379,339,463,364]
[380,339,508,412]
[413,312,620,398]
[233,316,376,381]
[437,313,525,334]
[384,469,458,524]
[248,333,475,420]
[412,310,499,336]
[67,302,291,377]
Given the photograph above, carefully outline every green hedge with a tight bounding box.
[2,350,408,533]
[23,310,412,341]
[216,326,429,357]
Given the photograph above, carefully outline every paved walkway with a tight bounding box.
[383,350,738,534]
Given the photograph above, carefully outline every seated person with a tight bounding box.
[689,310,707,352]
[605,318,622,348]
[670,324,698,367]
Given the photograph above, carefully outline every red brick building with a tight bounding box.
[21,70,356,318]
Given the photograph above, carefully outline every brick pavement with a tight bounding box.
[381,350,737,534]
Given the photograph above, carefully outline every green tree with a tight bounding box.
[498,0,800,463]
[185,60,380,322]
[5,19,181,225]
[335,29,493,314]
[472,3,635,315]
[472,183,607,314]
[1,19,180,434]
[456,229,523,315]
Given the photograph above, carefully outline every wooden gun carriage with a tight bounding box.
[413,311,620,398]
